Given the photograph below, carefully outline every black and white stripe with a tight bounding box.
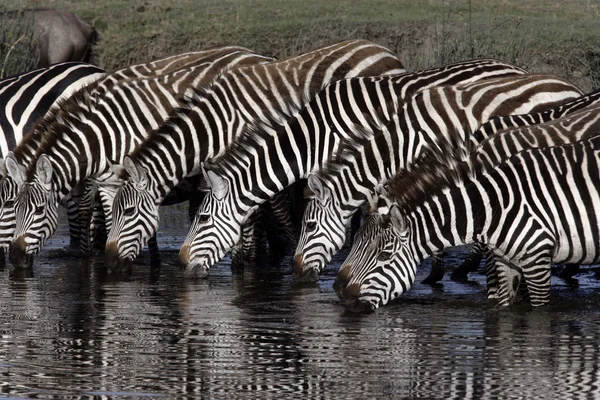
[0,62,105,254]
[104,39,406,266]
[5,47,274,266]
[293,75,584,282]
[336,102,600,309]
[175,58,532,277]
[0,62,105,156]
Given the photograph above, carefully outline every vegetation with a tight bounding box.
[2,0,599,90]
[0,7,38,79]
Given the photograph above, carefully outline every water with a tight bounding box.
[1,207,600,399]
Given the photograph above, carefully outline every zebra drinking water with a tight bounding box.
[0,61,105,257]
[5,47,274,267]
[293,80,592,283]
[175,59,535,277]
[335,103,600,309]
[103,39,406,269]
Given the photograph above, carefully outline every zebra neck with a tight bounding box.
[408,181,490,256]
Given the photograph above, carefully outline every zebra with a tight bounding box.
[173,58,536,277]
[0,50,251,256]
[334,102,600,310]
[0,62,105,256]
[102,39,406,269]
[293,79,592,283]
[4,47,275,268]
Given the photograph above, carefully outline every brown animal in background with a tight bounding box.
[4,8,98,67]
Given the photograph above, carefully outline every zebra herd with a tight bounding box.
[2,39,600,311]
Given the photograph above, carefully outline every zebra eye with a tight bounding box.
[198,214,210,224]
[124,206,136,216]
[3,200,14,208]
[378,251,392,261]
[306,221,317,232]
[35,206,44,215]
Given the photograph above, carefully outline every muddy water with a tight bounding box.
[0,207,599,399]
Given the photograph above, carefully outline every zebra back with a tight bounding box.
[0,62,105,157]
[471,87,600,143]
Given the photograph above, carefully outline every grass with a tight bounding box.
[3,0,600,90]
[0,7,38,78]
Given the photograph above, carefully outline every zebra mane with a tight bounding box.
[381,132,484,213]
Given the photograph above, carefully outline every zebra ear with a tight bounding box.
[307,174,329,201]
[389,204,406,232]
[123,156,147,188]
[5,153,26,187]
[35,155,54,190]
[201,163,229,200]
[206,170,229,200]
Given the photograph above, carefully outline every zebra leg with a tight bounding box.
[65,193,83,254]
[350,208,362,243]
[187,190,205,223]
[148,234,160,267]
[494,256,522,306]
[484,256,499,299]
[268,191,298,248]
[264,198,294,262]
[231,209,261,270]
[77,179,99,255]
[451,242,485,282]
[521,260,552,307]
[421,251,445,284]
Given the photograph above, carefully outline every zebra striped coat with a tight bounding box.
[293,74,582,282]
[0,62,105,255]
[103,39,406,267]
[335,103,600,309]
[175,59,532,277]
[0,62,105,156]
[333,90,600,299]
[0,49,255,255]
[5,47,274,267]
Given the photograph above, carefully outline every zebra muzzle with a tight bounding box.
[333,263,352,299]
[104,241,129,271]
[292,254,305,278]
[9,236,33,268]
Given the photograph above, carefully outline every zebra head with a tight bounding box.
[293,174,347,282]
[178,165,245,278]
[8,155,59,268]
[105,157,159,270]
[334,202,418,311]
[0,157,21,253]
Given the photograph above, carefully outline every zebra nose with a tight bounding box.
[292,253,304,278]
[104,241,121,271]
[298,266,319,283]
[178,245,191,268]
[9,236,32,268]
[333,263,352,299]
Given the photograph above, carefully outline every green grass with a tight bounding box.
[4,0,600,90]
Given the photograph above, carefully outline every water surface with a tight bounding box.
[0,207,599,399]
